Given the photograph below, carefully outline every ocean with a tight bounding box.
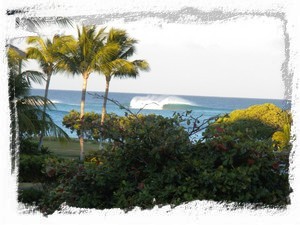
[30,89,291,138]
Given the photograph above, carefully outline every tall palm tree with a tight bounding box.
[26,35,75,151]
[99,28,150,125]
[57,25,119,161]
[8,46,42,172]
[7,46,69,172]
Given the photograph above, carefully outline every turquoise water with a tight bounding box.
[30,89,291,138]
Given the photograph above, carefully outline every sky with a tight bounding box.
[14,15,285,99]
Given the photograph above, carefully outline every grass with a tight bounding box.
[42,138,100,159]
[19,182,43,191]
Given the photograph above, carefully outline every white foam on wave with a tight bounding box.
[51,99,81,106]
[51,99,62,104]
[130,95,197,110]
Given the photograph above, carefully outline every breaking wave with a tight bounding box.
[51,100,62,104]
[130,95,199,110]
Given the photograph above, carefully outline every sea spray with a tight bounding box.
[130,95,198,110]
[50,100,62,104]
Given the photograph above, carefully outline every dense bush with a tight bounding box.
[217,103,290,129]
[18,188,45,204]
[37,111,291,215]
[101,113,190,147]
[20,138,50,154]
[38,158,118,213]
[193,125,291,204]
[39,114,191,213]
[19,154,59,182]
[209,103,292,150]
[18,138,55,182]
[62,110,102,141]
[62,110,210,143]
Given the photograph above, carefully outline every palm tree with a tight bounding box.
[7,46,69,172]
[99,28,150,125]
[57,25,119,161]
[26,34,74,151]
[8,46,42,172]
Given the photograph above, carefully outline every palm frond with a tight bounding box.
[94,27,107,41]
[55,52,80,75]
[43,114,70,141]
[7,45,26,60]
[17,110,39,134]
[107,28,127,43]
[17,106,70,140]
[18,95,55,110]
[133,60,150,71]
[21,70,45,85]
[107,28,138,59]
[119,45,136,59]
[101,58,136,77]
[26,47,45,61]
[54,35,76,53]
[26,36,48,52]
[98,28,149,80]
[93,42,120,68]
[27,34,78,75]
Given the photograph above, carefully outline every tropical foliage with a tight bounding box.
[7,46,69,171]
[56,25,120,161]
[26,35,75,150]
[62,110,101,141]
[8,46,70,137]
[99,28,150,124]
[31,110,291,215]
[207,103,292,151]
[9,23,292,215]
[216,103,290,130]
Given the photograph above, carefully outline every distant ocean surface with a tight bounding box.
[30,89,291,138]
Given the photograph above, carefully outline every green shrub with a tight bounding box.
[209,103,292,150]
[39,135,290,214]
[218,103,290,129]
[18,188,45,204]
[38,158,119,213]
[20,138,50,154]
[62,110,102,141]
[19,154,58,182]
[38,114,191,213]
[194,126,291,205]
[37,112,291,215]
[84,150,104,165]
[100,114,192,208]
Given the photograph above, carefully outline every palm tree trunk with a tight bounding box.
[38,73,51,151]
[11,59,23,172]
[101,76,111,125]
[79,73,89,161]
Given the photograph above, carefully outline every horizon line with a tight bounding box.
[31,88,290,101]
